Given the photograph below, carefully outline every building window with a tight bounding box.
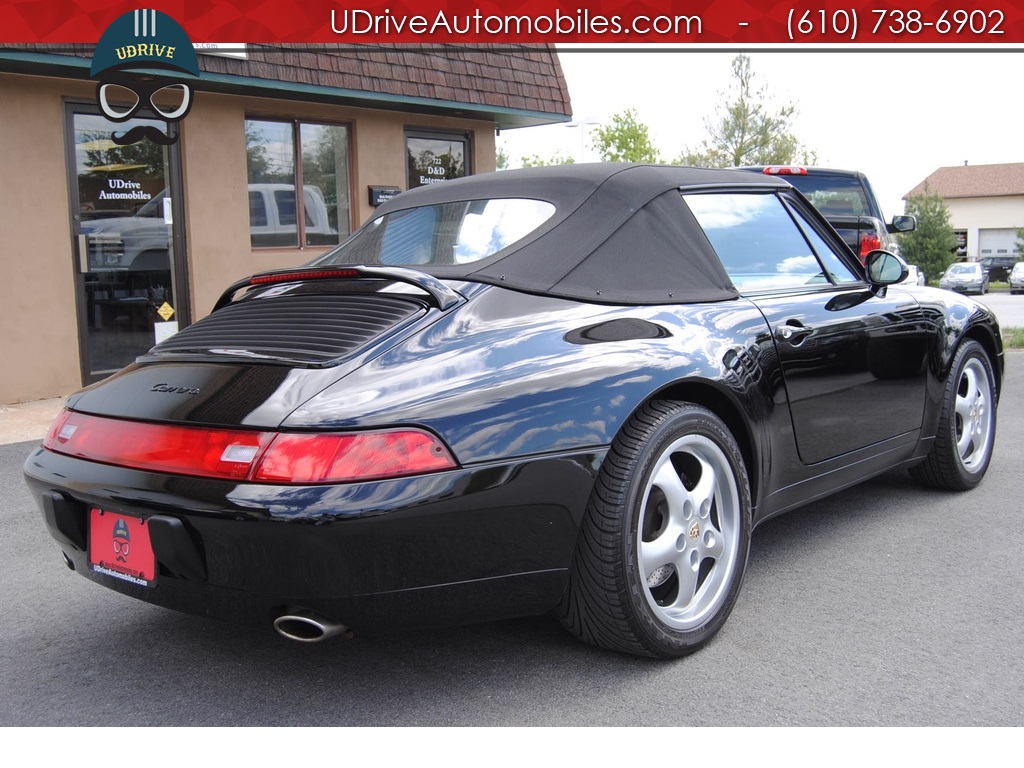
[406,130,469,190]
[245,119,351,248]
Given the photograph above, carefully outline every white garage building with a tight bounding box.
[905,162,1024,261]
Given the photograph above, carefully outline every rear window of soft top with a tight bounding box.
[315,198,555,268]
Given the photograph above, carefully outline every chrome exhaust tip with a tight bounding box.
[273,609,352,643]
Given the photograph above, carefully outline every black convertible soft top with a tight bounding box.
[360,163,792,305]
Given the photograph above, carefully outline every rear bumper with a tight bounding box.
[24,446,602,634]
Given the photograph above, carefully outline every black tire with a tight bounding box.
[557,401,751,658]
[910,340,997,491]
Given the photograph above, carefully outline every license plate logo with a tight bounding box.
[88,509,157,586]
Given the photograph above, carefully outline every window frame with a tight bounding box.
[778,192,864,286]
[682,188,868,297]
[244,116,354,250]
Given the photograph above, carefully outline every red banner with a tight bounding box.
[1,0,1024,44]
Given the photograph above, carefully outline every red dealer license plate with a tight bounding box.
[88,508,157,587]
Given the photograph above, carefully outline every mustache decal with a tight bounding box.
[111,124,177,145]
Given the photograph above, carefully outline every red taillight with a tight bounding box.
[762,166,807,176]
[860,231,883,262]
[254,431,455,483]
[43,410,456,484]
[45,411,273,480]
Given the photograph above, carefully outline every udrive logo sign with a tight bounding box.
[90,9,201,145]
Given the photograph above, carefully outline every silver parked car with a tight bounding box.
[1009,262,1024,295]
[940,262,988,295]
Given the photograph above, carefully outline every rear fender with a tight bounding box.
[284,288,778,469]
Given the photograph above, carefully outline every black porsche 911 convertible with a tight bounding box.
[25,164,1002,658]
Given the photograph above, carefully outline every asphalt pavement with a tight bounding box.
[976,291,1024,328]
[2,354,1022,726]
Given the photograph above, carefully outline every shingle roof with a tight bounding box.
[905,163,1024,200]
[0,43,572,128]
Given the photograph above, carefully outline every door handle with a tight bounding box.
[77,234,89,273]
[775,323,813,343]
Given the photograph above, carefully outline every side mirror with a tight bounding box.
[889,215,916,233]
[865,249,909,285]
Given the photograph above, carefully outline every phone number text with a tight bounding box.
[787,8,1006,41]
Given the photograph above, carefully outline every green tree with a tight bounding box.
[246,123,286,183]
[590,109,662,164]
[303,125,350,237]
[899,189,958,283]
[82,129,166,178]
[520,151,575,167]
[677,54,815,168]
[495,145,509,171]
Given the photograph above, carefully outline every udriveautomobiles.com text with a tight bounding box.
[330,8,703,37]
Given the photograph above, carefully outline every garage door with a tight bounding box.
[978,228,1021,257]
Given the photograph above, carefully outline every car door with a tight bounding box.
[684,190,930,465]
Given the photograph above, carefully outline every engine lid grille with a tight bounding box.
[147,293,425,366]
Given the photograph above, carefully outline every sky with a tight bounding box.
[496,49,1023,221]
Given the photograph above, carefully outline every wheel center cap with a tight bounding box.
[688,521,701,542]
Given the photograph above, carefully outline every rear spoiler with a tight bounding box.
[213,265,465,312]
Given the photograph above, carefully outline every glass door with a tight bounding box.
[66,105,188,381]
